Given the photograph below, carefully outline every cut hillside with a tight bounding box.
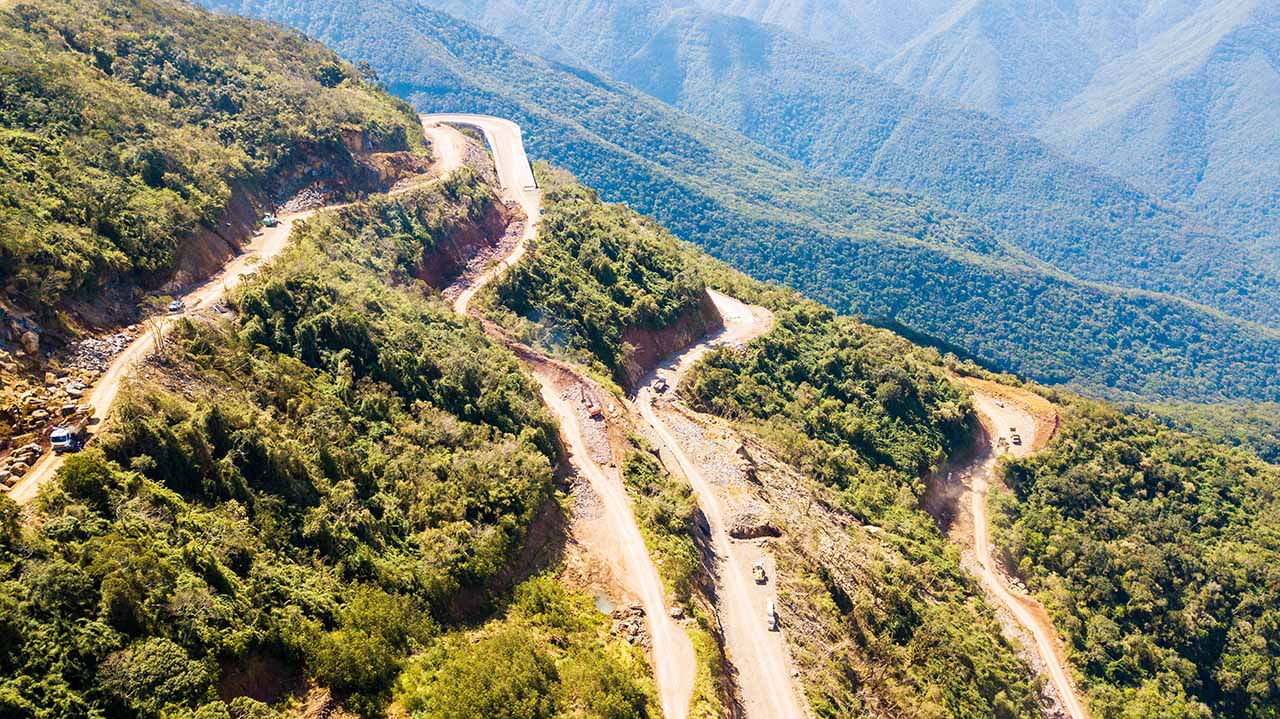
[0,0,427,331]
[481,168,1050,717]
[489,167,720,387]
[198,0,1280,404]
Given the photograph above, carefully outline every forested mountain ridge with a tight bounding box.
[484,168,1049,717]
[199,0,1280,404]
[0,165,658,718]
[0,0,426,323]
[728,0,1280,252]
[403,0,1280,331]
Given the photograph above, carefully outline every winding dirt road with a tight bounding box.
[426,114,696,719]
[8,119,466,506]
[636,292,810,719]
[964,391,1091,719]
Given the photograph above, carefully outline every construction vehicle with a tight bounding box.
[765,599,778,631]
[50,423,86,453]
[752,561,766,584]
[580,385,605,419]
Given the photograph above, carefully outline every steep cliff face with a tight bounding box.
[621,289,723,386]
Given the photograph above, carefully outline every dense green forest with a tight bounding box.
[196,0,1280,404]
[0,0,424,316]
[991,403,1280,718]
[1137,402,1280,466]
[491,168,708,384]
[0,178,656,717]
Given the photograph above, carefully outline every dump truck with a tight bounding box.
[50,423,87,453]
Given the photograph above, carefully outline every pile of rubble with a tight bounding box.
[2,372,97,441]
[0,441,43,490]
[277,185,329,214]
[64,330,135,374]
[610,604,650,648]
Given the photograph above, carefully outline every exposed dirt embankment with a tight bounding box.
[419,201,517,291]
[172,141,428,290]
[621,290,724,387]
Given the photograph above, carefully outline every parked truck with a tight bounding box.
[50,423,87,453]
[752,561,766,584]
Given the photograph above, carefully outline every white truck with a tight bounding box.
[50,423,86,453]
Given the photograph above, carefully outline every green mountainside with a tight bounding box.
[992,401,1280,717]
[412,0,1280,331]
[1137,401,1280,466]
[484,170,1047,717]
[198,0,1280,404]
[2,4,1278,718]
[0,0,425,320]
[0,168,664,716]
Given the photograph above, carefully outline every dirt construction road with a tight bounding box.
[964,392,1092,719]
[637,292,810,719]
[8,119,467,506]
[430,114,696,719]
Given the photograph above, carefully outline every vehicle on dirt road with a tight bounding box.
[50,424,86,453]
[262,213,279,228]
[168,299,184,313]
[652,377,669,394]
[765,599,778,630]
[752,561,766,584]
[1011,434,1023,446]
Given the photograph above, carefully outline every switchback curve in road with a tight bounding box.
[429,114,696,719]
[637,291,810,719]
[965,392,1092,719]
[8,119,467,506]
[420,114,539,317]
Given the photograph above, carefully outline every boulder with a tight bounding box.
[10,461,30,477]
[727,511,781,540]
[20,330,38,355]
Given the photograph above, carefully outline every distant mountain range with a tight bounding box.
[716,0,1280,251]
[197,0,1280,403]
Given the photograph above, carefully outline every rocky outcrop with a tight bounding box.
[611,604,651,649]
[621,289,724,387]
